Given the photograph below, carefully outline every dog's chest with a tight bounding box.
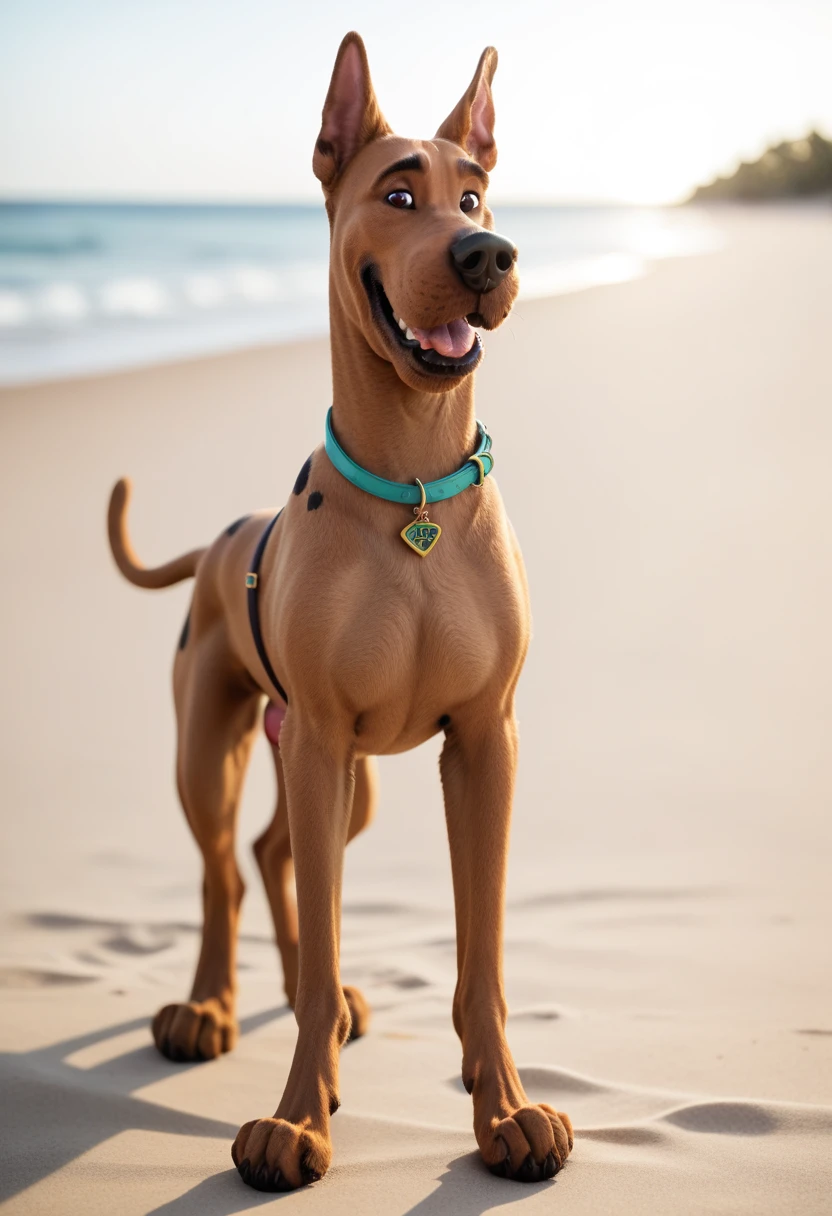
[272,481,529,751]
[318,554,526,751]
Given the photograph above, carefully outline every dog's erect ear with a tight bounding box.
[434,47,499,172]
[313,32,391,189]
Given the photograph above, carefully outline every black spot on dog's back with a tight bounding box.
[225,515,251,537]
[438,714,451,729]
[308,491,324,511]
[294,455,313,496]
[178,610,191,651]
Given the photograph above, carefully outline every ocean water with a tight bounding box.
[0,202,722,385]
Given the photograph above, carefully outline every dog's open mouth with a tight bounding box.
[362,268,482,377]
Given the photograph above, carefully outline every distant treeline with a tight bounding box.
[688,131,832,202]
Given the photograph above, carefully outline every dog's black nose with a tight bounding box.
[450,231,517,294]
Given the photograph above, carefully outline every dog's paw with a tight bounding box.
[152,999,238,1062]
[481,1104,573,1182]
[343,984,370,1041]
[232,1117,331,1191]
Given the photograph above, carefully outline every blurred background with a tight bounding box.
[1,0,830,384]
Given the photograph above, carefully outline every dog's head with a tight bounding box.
[313,33,518,394]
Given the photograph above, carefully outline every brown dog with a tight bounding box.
[107,31,573,1192]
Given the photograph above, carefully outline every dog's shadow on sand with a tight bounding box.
[145,1152,555,1216]
[400,1152,560,1216]
[0,1005,289,1208]
[148,1157,552,1216]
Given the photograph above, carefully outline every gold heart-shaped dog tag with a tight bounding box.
[401,520,441,556]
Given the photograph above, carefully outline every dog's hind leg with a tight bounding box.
[152,627,260,1063]
[254,742,376,1039]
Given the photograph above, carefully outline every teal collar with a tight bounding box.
[324,407,493,506]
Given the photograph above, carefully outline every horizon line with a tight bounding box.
[0,193,686,209]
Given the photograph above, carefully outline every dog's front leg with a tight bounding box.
[440,708,573,1182]
[232,710,355,1192]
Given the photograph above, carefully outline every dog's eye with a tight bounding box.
[386,190,414,209]
[460,192,479,213]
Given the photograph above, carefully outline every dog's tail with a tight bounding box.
[108,478,206,589]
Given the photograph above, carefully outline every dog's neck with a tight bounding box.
[329,313,479,486]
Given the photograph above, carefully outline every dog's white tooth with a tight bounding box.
[398,318,406,330]
[405,327,415,341]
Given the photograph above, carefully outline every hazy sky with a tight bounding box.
[1,0,830,204]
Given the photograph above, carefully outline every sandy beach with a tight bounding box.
[1,208,831,1213]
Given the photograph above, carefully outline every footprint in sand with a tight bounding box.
[0,967,97,988]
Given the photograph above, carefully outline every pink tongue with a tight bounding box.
[412,317,475,358]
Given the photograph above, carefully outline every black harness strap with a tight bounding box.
[245,511,288,704]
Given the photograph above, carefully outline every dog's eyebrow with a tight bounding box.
[374,154,426,187]
[458,158,489,185]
